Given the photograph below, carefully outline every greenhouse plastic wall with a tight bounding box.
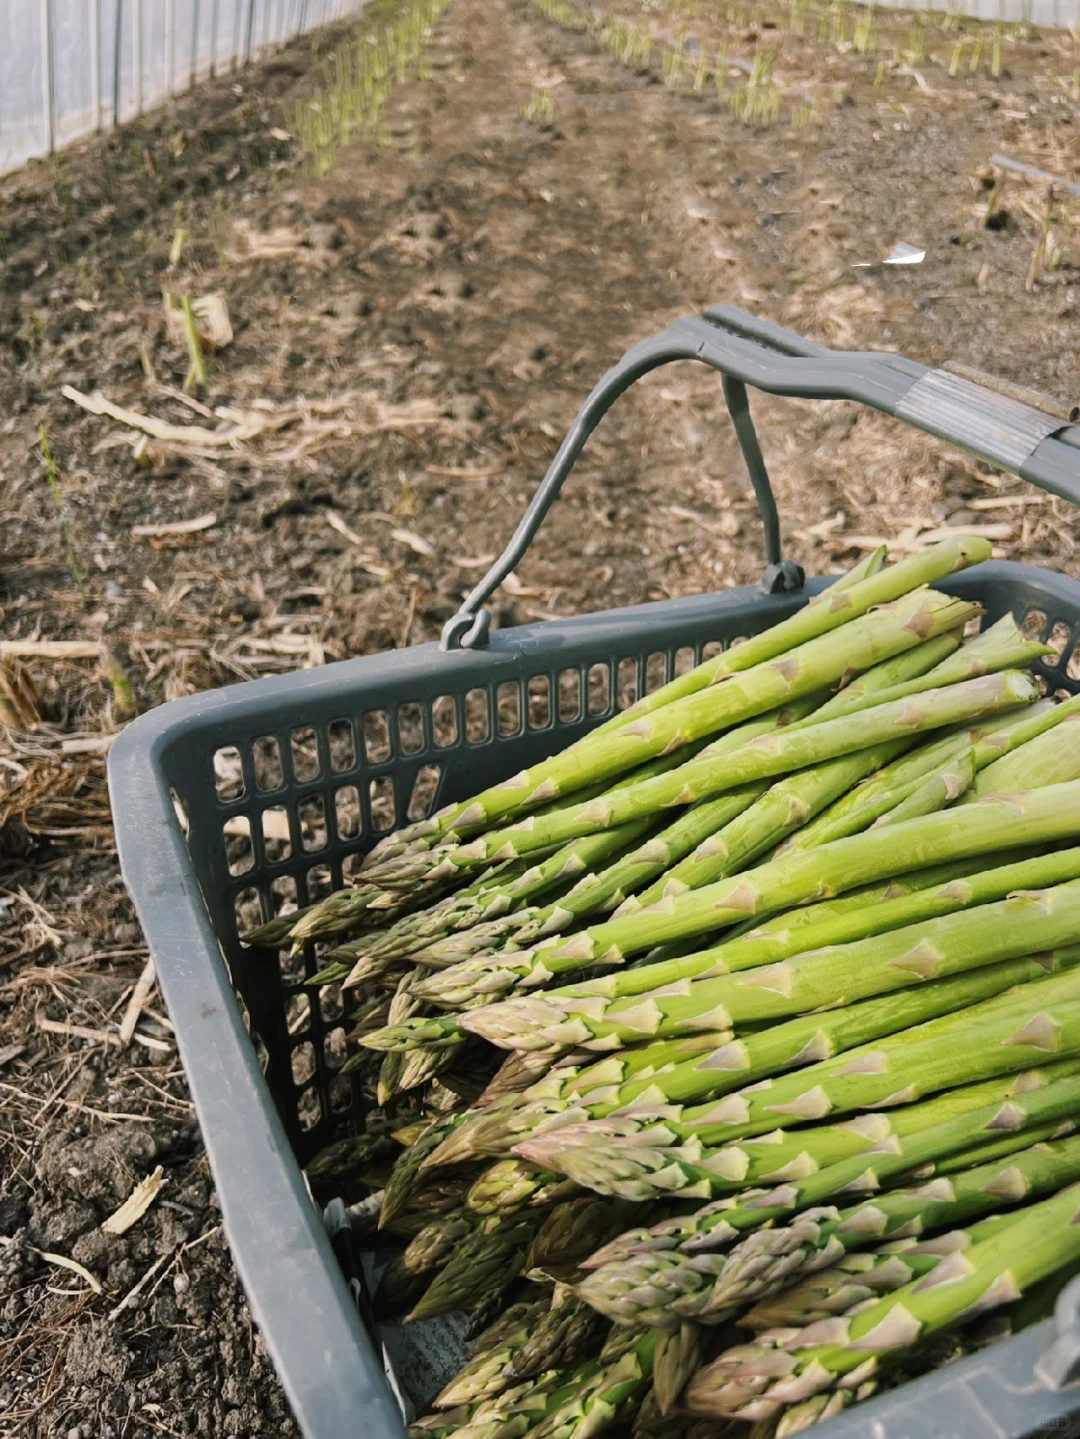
[0,0,367,178]
[4,0,1080,179]
[3,0,1079,179]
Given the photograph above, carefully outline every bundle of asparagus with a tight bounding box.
[279,536,1080,1435]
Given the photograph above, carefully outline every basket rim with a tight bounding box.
[107,557,1074,766]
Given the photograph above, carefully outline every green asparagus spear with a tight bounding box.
[682,1184,1080,1423]
[464,880,1080,1051]
[738,1213,1020,1332]
[428,951,1080,1168]
[515,1061,1080,1203]
[965,692,1080,798]
[441,779,1080,1011]
[574,1071,1080,1327]
[408,1213,545,1322]
[430,660,1018,874]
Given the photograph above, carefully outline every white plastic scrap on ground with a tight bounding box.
[0,0,369,178]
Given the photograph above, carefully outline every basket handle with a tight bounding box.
[441,306,1080,651]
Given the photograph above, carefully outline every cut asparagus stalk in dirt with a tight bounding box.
[681,1183,1080,1424]
[366,539,988,867]
[427,952,1080,1168]
[573,1069,1080,1327]
[420,649,1014,879]
[738,1212,1022,1332]
[463,875,1080,1052]
[446,778,1080,1014]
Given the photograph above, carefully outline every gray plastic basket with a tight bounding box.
[109,307,1080,1438]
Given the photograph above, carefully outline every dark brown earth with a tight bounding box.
[3,0,1080,1431]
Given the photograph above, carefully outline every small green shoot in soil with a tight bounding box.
[522,89,556,126]
[530,0,589,31]
[40,426,85,589]
[291,0,453,177]
[852,9,875,53]
[181,296,208,391]
[791,97,822,128]
[103,649,137,721]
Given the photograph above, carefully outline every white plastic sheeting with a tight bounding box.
[0,0,367,177]
[3,0,1078,178]
[872,0,1078,19]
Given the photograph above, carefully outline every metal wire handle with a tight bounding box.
[442,305,1080,651]
[441,320,802,651]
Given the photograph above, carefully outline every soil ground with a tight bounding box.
[3,0,1080,1432]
